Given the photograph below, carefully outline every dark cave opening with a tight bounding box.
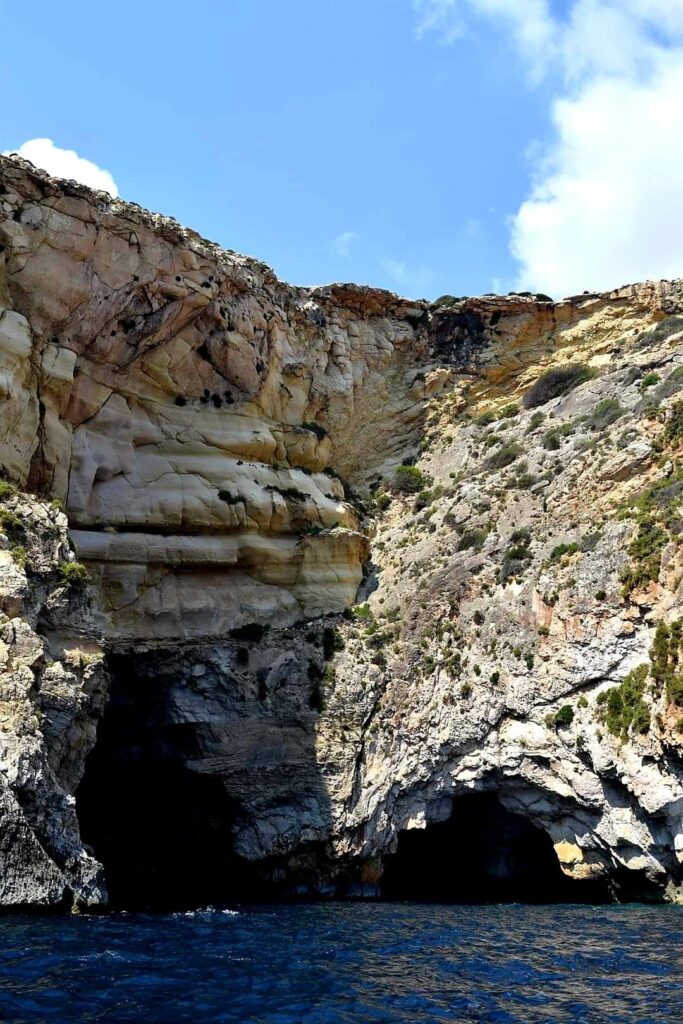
[75,657,260,912]
[380,794,608,903]
[77,751,250,911]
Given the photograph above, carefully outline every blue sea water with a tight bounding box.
[0,903,681,1024]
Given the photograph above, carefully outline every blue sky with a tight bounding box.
[3,1,683,299]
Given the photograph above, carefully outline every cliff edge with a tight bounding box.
[1,154,681,908]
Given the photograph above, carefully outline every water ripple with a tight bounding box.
[0,903,681,1023]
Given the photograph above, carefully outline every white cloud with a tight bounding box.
[512,58,683,296]
[331,231,355,258]
[414,0,557,78]
[381,256,435,296]
[413,0,466,43]
[3,138,118,197]
[414,1,683,297]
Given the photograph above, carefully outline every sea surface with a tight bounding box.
[0,903,681,1023]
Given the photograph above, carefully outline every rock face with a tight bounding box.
[0,153,682,909]
[1,155,437,640]
[0,493,107,908]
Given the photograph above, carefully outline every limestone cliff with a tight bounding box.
[0,153,681,909]
[0,492,107,907]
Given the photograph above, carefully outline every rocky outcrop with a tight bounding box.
[0,156,443,641]
[0,153,682,909]
[0,491,107,908]
[318,324,683,901]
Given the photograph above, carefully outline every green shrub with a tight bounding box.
[617,429,639,449]
[499,528,532,582]
[499,403,519,419]
[628,520,667,561]
[510,527,531,545]
[664,400,683,444]
[554,705,575,728]
[393,465,426,494]
[59,561,89,593]
[595,589,607,601]
[640,372,660,390]
[541,422,575,450]
[473,609,485,625]
[365,628,391,651]
[507,544,531,561]
[0,510,25,544]
[588,398,624,431]
[596,664,650,739]
[447,653,462,677]
[475,410,497,427]
[513,472,538,490]
[653,365,683,402]
[376,492,391,511]
[485,441,523,471]
[643,315,683,347]
[0,481,16,501]
[457,527,488,553]
[351,603,373,622]
[619,471,683,595]
[542,429,562,451]
[460,682,473,699]
[549,541,580,563]
[523,363,595,409]
[620,559,661,595]
[413,490,433,512]
[308,657,325,679]
[10,545,26,568]
[526,411,545,433]
[650,620,683,707]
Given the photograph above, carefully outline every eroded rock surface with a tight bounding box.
[1,156,440,640]
[0,492,107,908]
[319,324,683,902]
[1,154,682,909]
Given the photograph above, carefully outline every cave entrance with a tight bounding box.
[75,655,259,912]
[380,793,605,903]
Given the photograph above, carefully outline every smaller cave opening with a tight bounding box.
[380,794,607,903]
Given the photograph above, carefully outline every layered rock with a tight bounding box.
[0,153,682,909]
[1,156,435,639]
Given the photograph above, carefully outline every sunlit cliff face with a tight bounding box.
[1,153,682,911]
